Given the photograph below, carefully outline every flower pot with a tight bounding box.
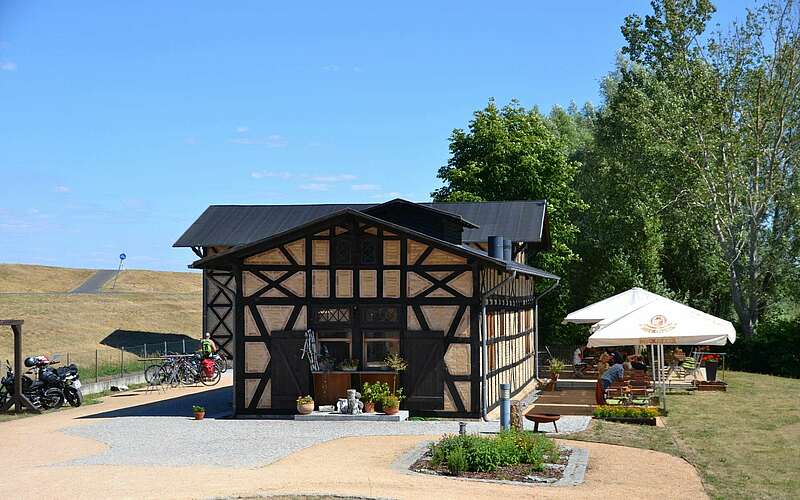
[193,411,205,420]
[705,362,718,382]
[383,405,399,415]
[363,401,376,413]
[548,373,559,391]
[297,402,315,415]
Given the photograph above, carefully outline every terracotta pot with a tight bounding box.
[297,402,315,415]
[193,411,205,420]
[363,401,376,413]
[383,405,399,415]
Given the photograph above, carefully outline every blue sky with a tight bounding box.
[0,1,751,271]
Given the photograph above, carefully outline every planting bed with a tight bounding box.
[410,447,572,483]
[406,430,579,485]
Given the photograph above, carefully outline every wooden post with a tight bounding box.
[95,349,99,382]
[0,320,40,414]
[120,347,125,377]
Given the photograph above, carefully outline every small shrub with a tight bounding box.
[593,405,659,419]
[447,446,467,475]
[361,381,390,404]
[192,405,205,412]
[426,431,560,474]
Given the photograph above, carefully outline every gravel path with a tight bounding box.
[63,415,590,468]
[69,269,118,293]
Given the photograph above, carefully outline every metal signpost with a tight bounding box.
[111,252,126,289]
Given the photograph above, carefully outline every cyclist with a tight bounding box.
[199,332,217,359]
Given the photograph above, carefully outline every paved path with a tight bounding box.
[0,380,706,500]
[69,269,118,293]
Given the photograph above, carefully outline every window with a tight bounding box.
[333,238,352,265]
[313,307,351,325]
[363,330,400,368]
[361,305,400,325]
[360,237,378,265]
[317,330,352,366]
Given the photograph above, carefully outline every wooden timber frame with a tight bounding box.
[194,209,554,418]
[0,319,40,414]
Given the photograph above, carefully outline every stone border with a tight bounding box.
[393,440,589,487]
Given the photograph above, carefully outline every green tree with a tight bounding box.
[432,99,587,343]
[615,0,800,335]
[432,99,586,278]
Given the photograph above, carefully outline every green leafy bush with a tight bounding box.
[447,446,467,475]
[593,405,659,419]
[427,430,560,473]
[361,381,390,404]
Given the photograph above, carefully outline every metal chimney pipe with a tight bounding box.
[503,239,512,261]
[488,236,504,259]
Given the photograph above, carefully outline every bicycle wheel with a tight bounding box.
[179,365,196,386]
[144,364,163,384]
[200,366,221,386]
[215,353,228,374]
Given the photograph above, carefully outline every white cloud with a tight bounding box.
[0,61,17,72]
[251,170,293,180]
[54,185,70,193]
[236,126,249,133]
[309,174,356,182]
[299,183,330,191]
[351,183,380,191]
[322,64,340,72]
[230,134,288,147]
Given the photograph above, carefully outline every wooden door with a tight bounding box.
[270,331,311,410]
[403,332,444,410]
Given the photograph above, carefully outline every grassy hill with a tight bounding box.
[0,264,94,293]
[0,264,201,366]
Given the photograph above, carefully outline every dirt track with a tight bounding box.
[0,383,707,500]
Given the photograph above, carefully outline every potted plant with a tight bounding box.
[702,354,720,382]
[383,388,404,415]
[192,405,205,420]
[383,395,401,415]
[547,358,566,391]
[296,395,315,415]
[384,352,407,393]
[338,358,359,371]
[361,381,390,413]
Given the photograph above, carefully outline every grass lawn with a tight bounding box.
[0,264,94,293]
[102,269,202,294]
[568,371,800,499]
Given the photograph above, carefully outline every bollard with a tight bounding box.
[182,339,186,354]
[459,421,467,435]
[500,383,511,430]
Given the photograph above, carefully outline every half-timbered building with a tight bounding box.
[174,199,559,417]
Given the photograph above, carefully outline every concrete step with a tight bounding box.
[554,379,598,389]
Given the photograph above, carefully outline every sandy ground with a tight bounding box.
[0,382,707,500]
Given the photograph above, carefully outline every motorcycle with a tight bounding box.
[0,360,64,410]
[54,363,83,407]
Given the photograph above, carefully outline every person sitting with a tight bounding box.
[572,345,587,378]
[623,353,633,370]
[595,353,625,404]
[631,355,648,370]
[596,351,611,374]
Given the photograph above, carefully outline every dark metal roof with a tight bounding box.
[174,200,547,248]
[190,207,559,281]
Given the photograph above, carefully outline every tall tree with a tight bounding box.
[615,0,800,335]
[432,99,585,277]
[432,99,587,343]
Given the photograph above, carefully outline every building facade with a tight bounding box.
[175,199,559,417]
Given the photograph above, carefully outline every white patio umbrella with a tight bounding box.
[562,287,663,325]
[587,296,736,347]
[586,296,736,411]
